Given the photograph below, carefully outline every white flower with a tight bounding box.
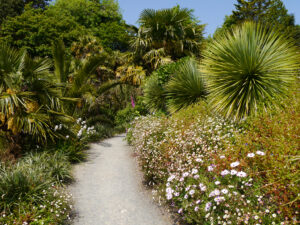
[166,187,173,194]
[166,193,172,200]
[231,170,237,175]
[254,215,259,220]
[167,175,175,182]
[194,206,199,211]
[247,153,255,158]
[220,155,225,159]
[183,172,189,177]
[54,125,58,131]
[199,183,207,191]
[272,213,277,218]
[221,170,230,176]
[221,189,228,194]
[208,166,214,172]
[196,158,203,162]
[230,161,240,168]
[205,202,212,211]
[256,151,265,156]
[192,168,198,174]
[214,196,225,203]
[189,190,195,195]
[237,171,247,177]
[66,135,69,139]
[194,174,200,179]
[196,200,201,204]
[178,208,183,214]
[215,181,221,185]
[209,189,220,197]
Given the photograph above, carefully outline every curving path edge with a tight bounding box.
[70,134,173,225]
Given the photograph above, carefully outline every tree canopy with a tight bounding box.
[0,0,50,24]
[131,6,205,71]
[0,0,132,57]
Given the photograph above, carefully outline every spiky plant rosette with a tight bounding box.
[202,21,300,120]
[166,58,207,113]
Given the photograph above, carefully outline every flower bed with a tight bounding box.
[127,103,299,224]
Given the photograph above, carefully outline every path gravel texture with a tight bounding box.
[70,134,174,225]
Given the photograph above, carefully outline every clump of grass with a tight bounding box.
[0,151,73,224]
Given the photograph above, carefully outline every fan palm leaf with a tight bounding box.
[202,21,300,120]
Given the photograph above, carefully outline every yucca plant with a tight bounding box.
[166,58,207,113]
[142,73,167,113]
[202,21,300,120]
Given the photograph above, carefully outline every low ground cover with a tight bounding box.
[127,96,299,224]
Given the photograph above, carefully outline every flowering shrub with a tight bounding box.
[128,103,298,224]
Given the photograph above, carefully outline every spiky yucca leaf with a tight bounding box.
[202,22,300,120]
[166,58,207,113]
[142,73,166,112]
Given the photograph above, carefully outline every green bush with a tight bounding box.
[128,99,299,224]
[0,151,72,224]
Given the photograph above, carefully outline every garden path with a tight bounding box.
[70,134,173,225]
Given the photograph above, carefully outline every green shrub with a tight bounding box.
[128,101,298,224]
[0,151,72,224]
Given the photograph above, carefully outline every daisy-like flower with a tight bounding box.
[183,172,189,177]
[220,155,225,159]
[166,193,172,200]
[189,190,195,195]
[194,206,199,212]
[214,196,225,203]
[167,175,176,182]
[199,183,207,191]
[205,202,212,211]
[231,170,237,175]
[256,151,265,156]
[221,189,228,194]
[208,166,214,172]
[230,161,240,168]
[215,181,221,185]
[221,170,230,176]
[247,153,255,158]
[192,168,198,174]
[237,171,247,177]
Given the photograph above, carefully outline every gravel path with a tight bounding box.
[70,134,173,225]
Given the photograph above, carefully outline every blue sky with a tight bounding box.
[117,0,300,36]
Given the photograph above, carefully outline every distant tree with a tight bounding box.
[215,0,299,44]
[0,0,132,57]
[0,0,50,24]
[0,6,86,57]
[52,0,132,51]
[223,0,295,28]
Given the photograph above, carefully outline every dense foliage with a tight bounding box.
[0,0,131,57]
[131,6,205,71]
[127,91,299,224]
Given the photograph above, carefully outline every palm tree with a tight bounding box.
[131,6,205,71]
[202,21,299,120]
[0,44,73,153]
